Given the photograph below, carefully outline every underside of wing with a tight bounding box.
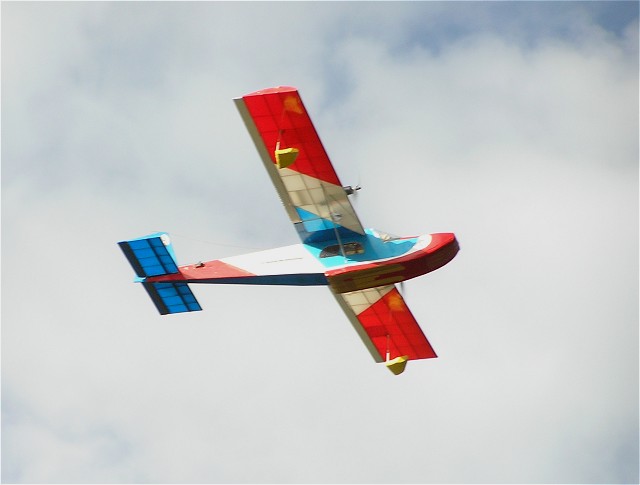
[235,86,365,243]
[333,285,437,364]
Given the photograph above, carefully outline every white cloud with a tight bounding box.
[2,2,638,483]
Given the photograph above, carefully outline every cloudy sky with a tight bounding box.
[2,2,638,483]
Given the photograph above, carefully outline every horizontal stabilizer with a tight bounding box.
[143,281,202,315]
[119,232,203,315]
[118,233,179,278]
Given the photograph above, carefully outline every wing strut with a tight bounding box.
[384,327,410,375]
[322,182,349,263]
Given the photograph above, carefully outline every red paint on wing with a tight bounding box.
[241,87,342,186]
[357,288,437,361]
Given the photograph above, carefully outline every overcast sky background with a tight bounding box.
[2,2,638,483]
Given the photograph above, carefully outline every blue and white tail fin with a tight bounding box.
[118,232,202,315]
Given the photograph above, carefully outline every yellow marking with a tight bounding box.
[351,274,404,291]
[329,264,407,293]
[284,95,304,114]
[388,292,405,312]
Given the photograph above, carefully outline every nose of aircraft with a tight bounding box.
[427,232,457,251]
[424,233,459,273]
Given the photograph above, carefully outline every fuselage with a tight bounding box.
[148,229,459,293]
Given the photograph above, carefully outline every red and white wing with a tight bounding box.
[333,285,437,363]
[234,86,364,241]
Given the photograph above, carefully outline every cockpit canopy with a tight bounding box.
[319,242,365,258]
[368,228,401,241]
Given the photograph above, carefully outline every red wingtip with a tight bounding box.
[242,86,298,97]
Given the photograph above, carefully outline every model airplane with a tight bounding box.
[118,86,459,375]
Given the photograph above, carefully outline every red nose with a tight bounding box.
[426,233,457,252]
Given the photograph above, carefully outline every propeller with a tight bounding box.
[399,280,407,299]
[343,184,361,196]
[344,177,362,211]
